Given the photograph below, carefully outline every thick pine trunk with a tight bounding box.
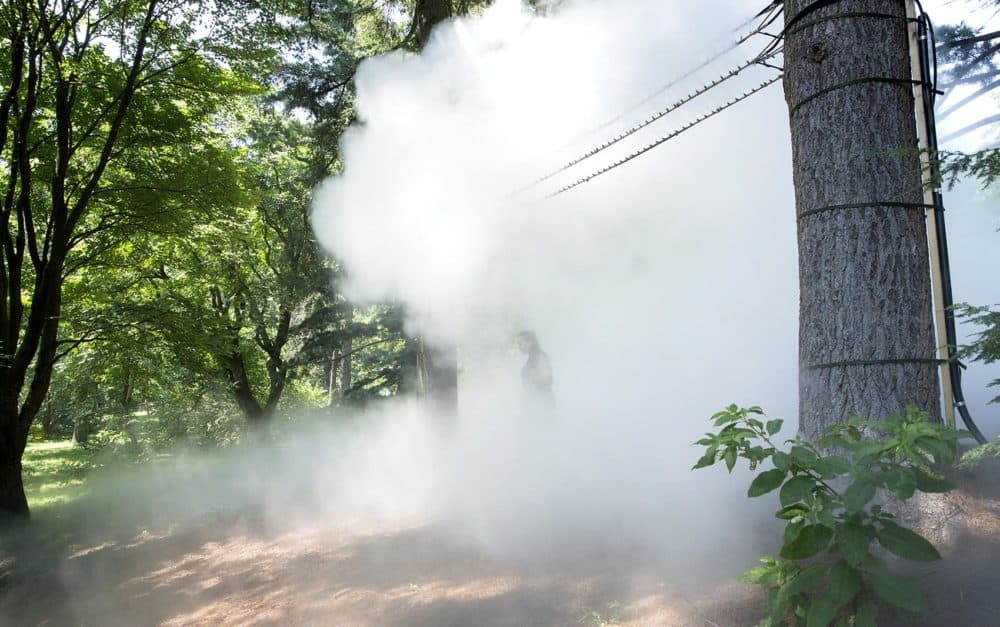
[784,0,940,439]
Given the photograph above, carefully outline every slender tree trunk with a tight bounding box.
[416,340,459,414]
[784,0,940,439]
[340,307,352,397]
[398,337,419,395]
[339,351,351,396]
[328,349,340,405]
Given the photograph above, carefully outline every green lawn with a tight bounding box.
[22,440,101,511]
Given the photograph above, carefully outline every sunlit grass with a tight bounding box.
[22,440,101,511]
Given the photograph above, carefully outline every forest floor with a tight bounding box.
[1,442,999,626]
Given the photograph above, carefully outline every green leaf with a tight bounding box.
[805,595,838,627]
[914,467,954,493]
[776,503,808,520]
[741,559,781,586]
[781,524,834,560]
[914,436,953,462]
[854,599,877,627]
[713,407,742,425]
[767,419,783,435]
[784,520,805,545]
[776,563,827,614]
[813,455,851,479]
[834,521,870,567]
[843,481,876,513]
[779,475,816,506]
[869,568,927,612]
[791,445,819,467]
[724,447,738,472]
[883,468,918,500]
[693,447,718,470]
[814,491,838,528]
[876,520,941,562]
[827,560,861,606]
[749,468,787,497]
[846,425,862,442]
[773,451,792,472]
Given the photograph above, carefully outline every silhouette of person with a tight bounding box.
[516,330,553,405]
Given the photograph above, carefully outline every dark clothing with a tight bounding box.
[522,349,553,401]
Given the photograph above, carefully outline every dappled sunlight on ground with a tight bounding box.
[2,469,1000,626]
[1,513,766,626]
[21,440,101,511]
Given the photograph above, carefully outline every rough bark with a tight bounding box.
[784,0,940,440]
[0,455,28,524]
[0,397,29,523]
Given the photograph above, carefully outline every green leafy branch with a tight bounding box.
[694,405,969,627]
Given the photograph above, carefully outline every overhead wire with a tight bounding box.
[530,47,784,189]
[522,7,785,199]
[507,4,786,199]
[544,74,781,199]
[572,2,784,142]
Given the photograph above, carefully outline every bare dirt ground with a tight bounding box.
[1,513,764,627]
[1,467,998,627]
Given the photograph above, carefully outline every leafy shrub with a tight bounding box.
[956,436,1000,470]
[694,405,967,626]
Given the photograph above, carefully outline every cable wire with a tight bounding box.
[545,74,782,199]
[530,47,783,188]
[575,3,783,141]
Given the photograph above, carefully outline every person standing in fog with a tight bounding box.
[516,330,553,404]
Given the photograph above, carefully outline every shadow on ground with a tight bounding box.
[1,463,998,626]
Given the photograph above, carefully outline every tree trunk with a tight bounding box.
[223,353,270,428]
[340,307,353,397]
[0,459,29,524]
[414,0,453,48]
[784,0,940,440]
[73,413,90,445]
[328,349,340,406]
[0,407,30,523]
[398,337,420,395]
[416,339,459,414]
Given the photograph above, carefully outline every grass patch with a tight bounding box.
[22,440,102,511]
